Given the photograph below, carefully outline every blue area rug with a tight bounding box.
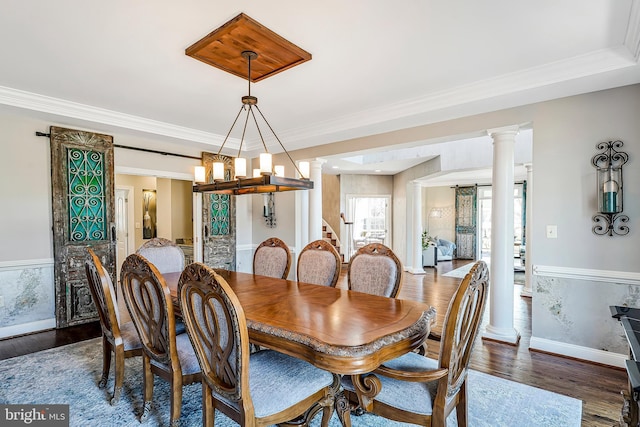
[0,338,581,426]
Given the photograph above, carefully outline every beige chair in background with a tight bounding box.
[297,239,341,287]
[85,249,142,405]
[136,237,185,274]
[342,260,490,427]
[347,243,403,298]
[253,237,292,279]
[178,262,335,427]
[120,253,201,427]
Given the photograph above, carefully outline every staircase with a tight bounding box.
[322,220,344,263]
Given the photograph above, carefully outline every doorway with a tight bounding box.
[477,184,525,265]
[346,195,391,256]
[115,186,135,282]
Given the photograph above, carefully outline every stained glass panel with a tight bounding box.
[210,194,230,235]
[67,148,106,241]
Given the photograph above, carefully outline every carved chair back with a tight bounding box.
[86,248,121,340]
[253,237,291,279]
[347,243,403,297]
[297,239,342,287]
[136,237,185,275]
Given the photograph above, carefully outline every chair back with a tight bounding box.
[179,263,250,406]
[136,237,185,274]
[120,253,178,366]
[438,260,489,400]
[347,243,402,297]
[85,248,121,339]
[297,240,341,287]
[253,237,291,279]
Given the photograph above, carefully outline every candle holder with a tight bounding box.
[592,140,629,236]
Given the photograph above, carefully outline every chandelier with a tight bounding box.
[191,49,313,195]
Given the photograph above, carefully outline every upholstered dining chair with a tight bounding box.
[347,243,403,297]
[120,253,201,427]
[136,237,185,275]
[252,237,292,279]
[342,260,489,427]
[85,249,142,405]
[297,239,342,287]
[178,262,336,427]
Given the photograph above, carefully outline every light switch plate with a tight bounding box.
[546,225,558,238]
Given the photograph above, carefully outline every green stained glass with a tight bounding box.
[67,148,106,241]
[210,194,230,235]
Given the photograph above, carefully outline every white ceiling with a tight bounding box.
[0,1,639,180]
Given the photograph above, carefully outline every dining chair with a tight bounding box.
[85,249,142,405]
[297,239,342,287]
[347,243,403,297]
[342,260,489,427]
[120,253,201,427]
[136,237,185,274]
[178,262,336,427]
[252,237,292,279]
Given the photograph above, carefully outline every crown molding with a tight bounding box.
[278,46,639,149]
[626,0,640,61]
[1,42,638,154]
[0,85,238,149]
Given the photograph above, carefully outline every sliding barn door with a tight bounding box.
[50,126,115,327]
[455,186,477,260]
[201,153,236,270]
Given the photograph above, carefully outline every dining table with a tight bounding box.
[164,269,436,427]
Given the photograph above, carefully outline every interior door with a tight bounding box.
[50,126,115,328]
[201,152,236,270]
[455,186,477,260]
[115,188,130,282]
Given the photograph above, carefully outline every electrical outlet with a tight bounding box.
[546,225,558,239]
[0,296,5,307]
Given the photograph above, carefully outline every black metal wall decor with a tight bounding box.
[591,140,629,236]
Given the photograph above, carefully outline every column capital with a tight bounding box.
[487,125,520,138]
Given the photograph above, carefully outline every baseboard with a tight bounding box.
[0,318,56,339]
[529,336,628,368]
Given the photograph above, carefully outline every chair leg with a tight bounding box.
[140,356,154,422]
[110,345,125,405]
[202,383,214,427]
[99,336,111,389]
[169,372,183,427]
[455,382,468,427]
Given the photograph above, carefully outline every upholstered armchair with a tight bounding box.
[347,243,402,298]
[85,249,142,405]
[436,238,456,261]
[342,261,489,427]
[178,262,336,427]
[297,239,342,287]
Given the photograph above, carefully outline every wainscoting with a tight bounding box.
[0,259,55,339]
[531,264,640,368]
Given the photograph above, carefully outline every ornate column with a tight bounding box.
[309,159,326,242]
[482,125,520,345]
[521,163,533,297]
[408,180,425,274]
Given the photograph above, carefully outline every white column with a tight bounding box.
[308,159,325,242]
[521,164,533,297]
[408,181,425,274]
[482,125,520,345]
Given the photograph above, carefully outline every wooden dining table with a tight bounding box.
[165,269,436,426]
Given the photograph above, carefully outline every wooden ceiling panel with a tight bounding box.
[185,13,311,82]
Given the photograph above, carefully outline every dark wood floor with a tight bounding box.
[0,259,626,426]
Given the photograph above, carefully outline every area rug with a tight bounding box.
[0,338,581,426]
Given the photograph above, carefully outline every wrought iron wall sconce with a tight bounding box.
[591,140,629,236]
[263,192,276,228]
